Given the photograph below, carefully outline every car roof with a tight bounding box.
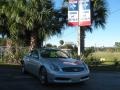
[38,48,61,51]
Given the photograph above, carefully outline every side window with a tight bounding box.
[40,50,49,58]
[30,50,39,59]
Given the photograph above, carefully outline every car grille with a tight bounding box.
[62,67,84,72]
[55,77,71,81]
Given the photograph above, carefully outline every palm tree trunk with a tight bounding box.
[80,27,85,54]
[29,30,39,50]
[29,29,45,50]
[5,39,12,50]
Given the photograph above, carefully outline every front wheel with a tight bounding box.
[39,67,48,85]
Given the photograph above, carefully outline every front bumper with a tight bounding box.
[47,71,90,83]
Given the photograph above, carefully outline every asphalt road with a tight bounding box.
[0,66,120,90]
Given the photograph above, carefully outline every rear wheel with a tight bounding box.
[39,67,48,85]
[21,63,27,74]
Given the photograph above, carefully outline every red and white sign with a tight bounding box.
[68,11,79,26]
[68,0,91,26]
[68,0,79,26]
[78,0,91,26]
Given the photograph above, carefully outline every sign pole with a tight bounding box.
[78,0,91,58]
[68,0,91,58]
[77,26,80,56]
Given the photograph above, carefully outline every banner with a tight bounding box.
[78,0,91,26]
[68,0,79,26]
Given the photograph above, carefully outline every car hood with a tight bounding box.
[43,58,84,68]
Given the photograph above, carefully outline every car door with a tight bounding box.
[23,53,31,72]
[28,50,41,75]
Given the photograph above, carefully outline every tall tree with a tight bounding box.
[0,0,67,50]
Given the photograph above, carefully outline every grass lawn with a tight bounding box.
[88,51,120,71]
[92,51,120,61]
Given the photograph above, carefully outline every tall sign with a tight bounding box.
[68,0,79,26]
[68,0,91,26]
[78,0,91,26]
[68,0,91,56]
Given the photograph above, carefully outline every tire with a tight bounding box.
[21,63,27,74]
[39,67,48,85]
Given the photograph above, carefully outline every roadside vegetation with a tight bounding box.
[0,43,120,71]
[84,47,120,71]
[0,47,29,64]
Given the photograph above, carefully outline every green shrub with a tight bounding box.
[2,47,29,64]
[85,56,102,66]
[113,58,119,66]
[84,47,95,58]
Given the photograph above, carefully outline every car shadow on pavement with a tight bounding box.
[45,82,86,88]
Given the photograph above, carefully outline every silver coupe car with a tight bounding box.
[21,48,90,85]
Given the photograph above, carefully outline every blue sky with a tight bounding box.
[46,0,120,47]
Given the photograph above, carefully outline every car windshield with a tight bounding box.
[40,49,69,58]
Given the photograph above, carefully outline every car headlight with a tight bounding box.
[50,64,61,72]
[83,62,89,71]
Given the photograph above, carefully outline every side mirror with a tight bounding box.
[33,55,39,59]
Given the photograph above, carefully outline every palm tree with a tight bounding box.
[0,0,10,38]
[63,0,108,55]
[0,0,67,50]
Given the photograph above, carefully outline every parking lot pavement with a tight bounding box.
[0,67,120,90]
